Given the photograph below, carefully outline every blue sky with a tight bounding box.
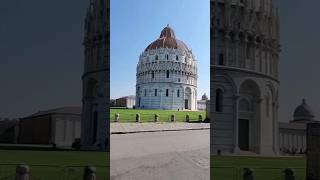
[110,0,210,99]
[1,0,318,122]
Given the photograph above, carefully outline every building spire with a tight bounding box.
[302,98,306,104]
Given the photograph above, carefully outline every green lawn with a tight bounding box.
[211,155,306,180]
[110,108,206,123]
[0,149,109,180]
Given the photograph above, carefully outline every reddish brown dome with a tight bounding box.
[145,25,189,52]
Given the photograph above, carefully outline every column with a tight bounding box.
[235,32,240,68]
[233,95,240,153]
[224,32,230,66]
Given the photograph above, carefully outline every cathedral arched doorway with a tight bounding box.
[238,80,261,152]
[184,87,192,110]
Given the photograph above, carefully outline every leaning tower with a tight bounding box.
[81,0,109,151]
[211,0,280,155]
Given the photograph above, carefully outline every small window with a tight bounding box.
[166,89,169,97]
[176,55,179,60]
[144,89,147,96]
[166,54,169,60]
[177,90,180,97]
[178,78,180,82]
[215,89,223,112]
[155,89,157,96]
[152,71,155,79]
[166,70,169,78]
[218,53,224,65]
[155,55,158,60]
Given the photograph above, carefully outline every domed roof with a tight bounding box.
[202,93,208,100]
[145,25,190,52]
[293,99,315,121]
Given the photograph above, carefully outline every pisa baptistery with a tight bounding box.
[136,25,198,110]
[211,0,281,155]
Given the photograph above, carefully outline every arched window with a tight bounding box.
[215,89,223,112]
[166,54,169,60]
[177,89,180,97]
[166,89,169,97]
[218,53,224,65]
[166,70,169,78]
[152,71,155,79]
[144,89,147,96]
[154,89,157,96]
[155,55,158,60]
[176,55,179,60]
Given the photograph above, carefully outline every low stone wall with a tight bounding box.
[111,122,210,134]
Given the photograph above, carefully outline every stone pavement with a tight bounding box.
[110,130,210,180]
[111,122,210,134]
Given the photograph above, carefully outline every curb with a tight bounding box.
[111,127,210,134]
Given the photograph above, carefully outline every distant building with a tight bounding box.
[197,93,209,111]
[110,99,117,107]
[279,99,319,155]
[0,118,19,143]
[115,95,135,108]
[18,107,81,148]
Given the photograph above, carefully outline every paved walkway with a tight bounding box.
[111,130,210,180]
[111,122,210,134]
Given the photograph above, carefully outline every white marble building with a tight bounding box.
[197,94,209,111]
[279,99,319,155]
[211,0,281,155]
[81,0,109,151]
[136,26,198,110]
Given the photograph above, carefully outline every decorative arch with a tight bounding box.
[238,79,261,99]
[215,74,237,95]
[184,87,192,110]
[238,79,261,152]
[239,98,252,112]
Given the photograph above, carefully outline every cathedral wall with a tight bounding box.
[211,74,236,153]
